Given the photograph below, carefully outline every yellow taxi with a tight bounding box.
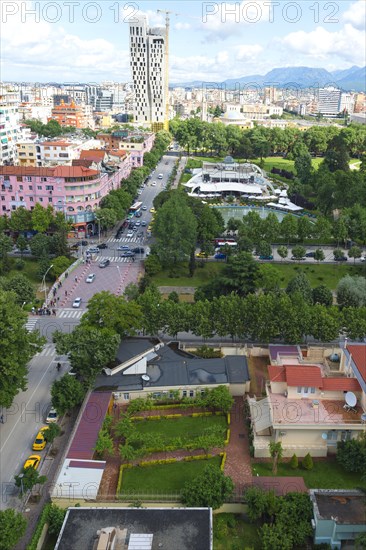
[149,207,156,214]
[23,455,41,470]
[196,251,208,258]
[32,427,49,451]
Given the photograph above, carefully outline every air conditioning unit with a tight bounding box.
[113,392,121,399]
[279,431,287,436]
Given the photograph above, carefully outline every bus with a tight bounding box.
[129,201,143,215]
[214,238,237,248]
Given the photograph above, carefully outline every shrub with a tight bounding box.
[220,452,227,471]
[15,259,25,270]
[302,453,313,470]
[224,429,231,445]
[289,453,298,469]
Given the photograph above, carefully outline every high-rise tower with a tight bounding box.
[129,14,168,132]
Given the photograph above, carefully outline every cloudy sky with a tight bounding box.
[1,0,365,83]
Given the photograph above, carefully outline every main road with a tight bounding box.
[0,154,177,507]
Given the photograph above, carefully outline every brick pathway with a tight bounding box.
[224,397,253,496]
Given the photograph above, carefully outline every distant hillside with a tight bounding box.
[171,66,366,92]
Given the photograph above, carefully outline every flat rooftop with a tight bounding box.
[314,493,366,524]
[269,392,364,425]
[55,507,212,550]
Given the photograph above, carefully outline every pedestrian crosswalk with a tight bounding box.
[37,343,56,357]
[93,255,141,263]
[57,309,85,319]
[107,236,143,244]
[25,318,38,332]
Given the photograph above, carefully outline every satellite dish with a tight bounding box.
[322,433,328,440]
[141,374,150,382]
[345,392,357,407]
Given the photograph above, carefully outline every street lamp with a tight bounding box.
[95,216,104,244]
[21,301,26,309]
[42,264,54,305]
[116,265,123,284]
[18,473,24,496]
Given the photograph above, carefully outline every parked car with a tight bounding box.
[137,231,144,238]
[152,181,157,186]
[361,256,366,262]
[290,256,305,261]
[132,247,145,254]
[158,174,163,179]
[141,221,147,226]
[120,251,135,258]
[97,243,108,249]
[142,205,147,211]
[214,253,226,260]
[87,247,99,254]
[23,455,41,470]
[135,221,141,226]
[259,255,274,260]
[305,252,316,258]
[335,256,348,261]
[32,427,49,451]
[196,251,208,258]
[150,207,156,213]
[46,407,58,424]
[99,259,110,268]
[86,273,96,283]
[126,231,134,238]
[72,297,82,308]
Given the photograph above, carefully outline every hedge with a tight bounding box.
[224,429,231,445]
[183,454,213,461]
[117,463,132,495]
[220,452,227,471]
[138,458,177,467]
[27,504,51,550]
[192,412,214,417]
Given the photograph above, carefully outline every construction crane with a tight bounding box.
[156,10,179,131]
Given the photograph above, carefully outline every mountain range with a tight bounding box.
[171,66,366,92]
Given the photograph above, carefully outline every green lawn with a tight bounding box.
[213,514,260,550]
[273,262,366,290]
[152,261,225,287]
[152,261,364,291]
[134,415,227,445]
[6,257,43,285]
[252,460,366,489]
[119,455,222,496]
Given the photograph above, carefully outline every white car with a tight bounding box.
[158,174,163,179]
[360,256,365,262]
[87,247,99,254]
[126,231,134,238]
[152,181,157,186]
[86,273,95,283]
[142,205,147,211]
[72,297,82,308]
[46,408,58,424]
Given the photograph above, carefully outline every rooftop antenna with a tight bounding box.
[157,9,179,131]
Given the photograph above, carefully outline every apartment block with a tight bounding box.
[98,130,154,167]
[0,87,21,164]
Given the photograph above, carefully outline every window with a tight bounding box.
[19,185,23,190]
[41,178,47,182]
[11,196,15,201]
[25,176,32,182]
[189,390,194,398]
[37,186,42,190]
[310,387,316,394]
[29,197,33,202]
[182,390,187,398]
[1,196,4,200]
[123,393,129,400]
[20,196,24,201]
[48,197,52,202]
[17,176,22,182]
[39,198,43,202]
[152,392,161,399]
[29,185,33,190]
[297,387,301,394]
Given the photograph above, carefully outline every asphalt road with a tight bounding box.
[0,344,69,510]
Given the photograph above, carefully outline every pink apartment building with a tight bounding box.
[0,150,133,234]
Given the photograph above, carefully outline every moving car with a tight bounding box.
[196,251,208,258]
[117,245,130,251]
[158,174,163,179]
[72,297,82,308]
[32,427,49,451]
[152,181,157,186]
[99,259,110,268]
[87,247,99,254]
[135,221,141,226]
[142,205,147,211]
[120,251,135,258]
[46,408,58,424]
[141,221,147,226]
[126,231,134,238]
[97,243,108,249]
[86,273,96,283]
[259,255,273,260]
[214,253,226,260]
[23,455,41,470]
[132,247,145,254]
[150,207,156,213]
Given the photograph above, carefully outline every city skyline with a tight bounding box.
[1,0,365,84]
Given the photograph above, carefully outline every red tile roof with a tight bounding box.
[69,460,105,469]
[0,165,98,178]
[347,345,366,384]
[40,141,72,147]
[285,365,323,388]
[80,149,106,161]
[268,365,286,382]
[108,149,127,157]
[322,378,361,391]
[67,392,112,460]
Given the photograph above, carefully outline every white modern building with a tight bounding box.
[129,14,168,131]
[0,86,21,164]
[318,87,342,116]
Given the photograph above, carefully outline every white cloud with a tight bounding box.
[281,24,366,65]
[201,0,272,41]
[175,22,191,31]
[235,44,263,61]
[342,0,366,30]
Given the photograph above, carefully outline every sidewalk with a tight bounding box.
[172,155,187,189]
